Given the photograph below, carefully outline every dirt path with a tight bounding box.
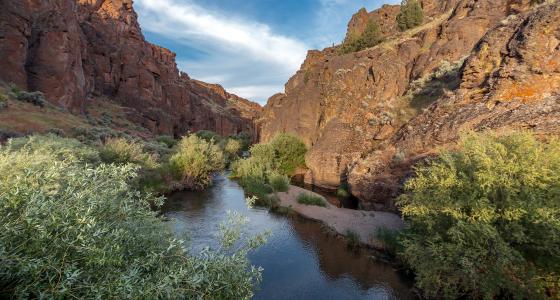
[275,185,404,248]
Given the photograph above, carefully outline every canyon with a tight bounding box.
[1,0,559,211]
[259,0,560,210]
[0,0,260,139]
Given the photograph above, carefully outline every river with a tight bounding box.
[162,174,415,300]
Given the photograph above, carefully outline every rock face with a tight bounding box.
[349,1,560,210]
[260,0,558,210]
[0,0,260,139]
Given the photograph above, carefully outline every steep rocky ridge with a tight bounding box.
[259,0,555,209]
[349,1,560,210]
[0,0,260,139]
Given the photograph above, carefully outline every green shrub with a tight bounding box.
[169,134,225,190]
[156,135,177,148]
[227,132,252,152]
[231,156,269,183]
[398,131,560,299]
[0,137,266,299]
[396,0,424,31]
[143,140,174,159]
[72,126,123,144]
[0,93,7,110]
[222,138,243,163]
[375,227,402,256]
[100,137,158,169]
[268,133,307,176]
[15,90,47,107]
[269,173,290,193]
[339,19,384,54]
[196,130,221,143]
[47,128,65,137]
[337,183,351,198]
[5,135,100,164]
[232,134,306,205]
[297,193,327,207]
[345,230,360,248]
[241,177,273,203]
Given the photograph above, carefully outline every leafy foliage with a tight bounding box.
[269,173,290,193]
[155,135,177,148]
[196,130,221,143]
[0,135,266,299]
[15,90,47,108]
[339,19,384,54]
[169,134,225,190]
[231,134,306,203]
[268,134,307,176]
[398,132,560,299]
[297,193,327,207]
[100,137,158,169]
[0,92,7,110]
[396,0,424,31]
[221,138,243,164]
[337,183,351,198]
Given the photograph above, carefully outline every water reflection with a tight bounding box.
[162,175,414,300]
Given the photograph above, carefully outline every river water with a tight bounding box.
[162,175,415,300]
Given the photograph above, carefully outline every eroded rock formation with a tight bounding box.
[0,0,260,138]
[349,1,560,210]
[260,0,558,210]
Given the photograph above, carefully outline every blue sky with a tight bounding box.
[134,0,400,104]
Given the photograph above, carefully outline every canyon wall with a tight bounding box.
[260,0,558,210]
[0,0,260,139]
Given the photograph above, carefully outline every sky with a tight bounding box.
[134,0,400,104]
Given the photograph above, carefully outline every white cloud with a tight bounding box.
[134,0,400,104]
[134,0,308,104]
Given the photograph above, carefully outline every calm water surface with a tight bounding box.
[163,175,415,300]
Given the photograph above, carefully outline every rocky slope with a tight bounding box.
[259,0,558,210]
[0,0,260,139]
[349,1,560,210]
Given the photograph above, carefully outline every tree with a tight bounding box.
[169,134,225,190]
[338,19,384,54]
[398,132,560,299]
[396,0,424,31]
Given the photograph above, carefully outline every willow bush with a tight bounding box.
[398,132,560,299]
[0,135,266,299]
[231,134,306,202]
[169,134,225,190]
[99,137,158,169]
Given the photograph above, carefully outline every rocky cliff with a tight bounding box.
[260,0,558,210]
[0,0,260,139]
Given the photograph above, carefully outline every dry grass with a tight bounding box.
[0,100,89,133]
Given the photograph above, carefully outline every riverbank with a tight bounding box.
[274,185,404,249]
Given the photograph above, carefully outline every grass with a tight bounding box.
[0,100,90,133]
[242,178,273,202]
[269,173,290,192]
[345,230,360,248]
[297,193,327,207]
[375,227,402,256]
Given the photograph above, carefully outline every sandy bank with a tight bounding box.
[275,185,404,248]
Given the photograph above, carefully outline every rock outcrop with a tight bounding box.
[0,0,260,139]
[260,0,558,210]
[349,1,560,210]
